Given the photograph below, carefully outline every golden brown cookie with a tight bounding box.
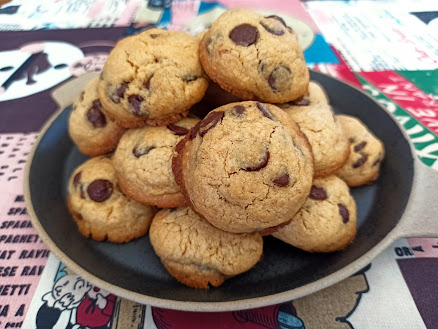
[113,117,199,208]
[67,157,156,242]
[273,175,357,252]
[98,29,208,128]
[149,207,263,288]
[336,115,385,186]
[173,101,314,234]
[279,102,350,178]
[199,9,309,103]
[69,77,125,156]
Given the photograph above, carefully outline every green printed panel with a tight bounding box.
[356,74,438,170]
[396,70,438,100]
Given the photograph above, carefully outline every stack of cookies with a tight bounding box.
[67,8,385,288]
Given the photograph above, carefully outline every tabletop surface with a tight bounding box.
[0,0,437,328]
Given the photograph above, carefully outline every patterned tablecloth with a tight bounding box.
[0,0,437,328]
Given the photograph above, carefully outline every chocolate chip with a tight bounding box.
[198,111,225,137]
[273,173,289,187]
[86,100,107,128]
[128,94,144,115]
[268,66,292,91]
[229,24,259,46]
[309,186,327,200]
[338,204,349,223]
[167,124,189,136]
[348,137,355,143]
[73,172,82,188]
[243,151,270,172]
[116,83,128,101]
[256,102,274,120]
[232,105,246,116]
[145,74,153,90]
[183,75,198,82]
[133,146,155,158]
[266,15,287,27]
[289,97,309,106]
[150,34,160,39]
[260,22,284,36]
[87,179,113,203]
[372,153,382,167]
[354,141,367,152]
[353,153,368,168]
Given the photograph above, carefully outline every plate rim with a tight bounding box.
[24,71,417,311]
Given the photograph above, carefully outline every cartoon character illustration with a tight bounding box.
[35,274,116,329]
[0,41,84,102]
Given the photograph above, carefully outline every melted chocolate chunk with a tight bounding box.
[268,66,292,91]
[145,74,153,90]
[353,153,368,168]
[260,22,284,36]
[112,83,128,104]
[289,97,309,106]
[309,186,327,200]
[266,15,287,27]
[354,141,367,152]
[150,34,160,39]
[338,204,349,223]
[87,179,113,203]
[273,173,289,187]
[167,124,189,136]
[232,105,246,116]
[183,75,198,82]
[128,94,144,115]
[73,172,82,188]
[256,102,275,120]
[133,145,155,158]
[229,24,259,47]
[86,100,107,128]
[199,111,225,137]
[348,137,356,143]
[243,151,270,172]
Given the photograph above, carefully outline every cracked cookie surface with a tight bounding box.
[69,76,125,156]
[336,115,385,186]
[279,101,350,178]
[67,157,156,242]
[149,207,263,288]
[199,8,309,103]
[98,29,208,128]
[113,117,199,207]
[273,175,357,252]
[173,101,314,234]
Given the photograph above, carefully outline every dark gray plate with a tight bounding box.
[25,71,438,311]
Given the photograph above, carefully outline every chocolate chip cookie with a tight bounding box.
[149,207,263,288]
[173,101,314,234]
[98,29,209,128]
[286,81,329,107]
[67,157,156,242]
[199,8,309,103]
[69,76,125,156]
[279,102,350,178]
[273,175,357,252]
[336,115,385,186]
[113,117,199,208]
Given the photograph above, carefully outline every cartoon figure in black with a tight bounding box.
[36,274,116,329]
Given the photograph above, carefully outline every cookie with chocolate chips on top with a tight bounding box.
[199,8,309,103]
[150,207,263,288]
[67,157,156,242]
[173,101,314,234]
[113,117,199,208]
[98,29,208,128]
[273,175,357,253]
[69,76,125,156]
[336,115,385,186]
